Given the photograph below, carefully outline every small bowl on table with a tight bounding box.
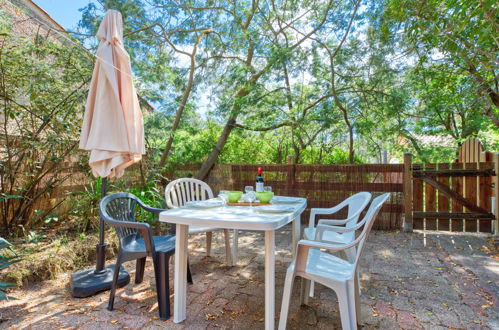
[228,191,243,203]
[256,192,274,203]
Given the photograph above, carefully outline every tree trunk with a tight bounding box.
[158,101,187,169]
[196,115,237,180]
[158,30,211,170]
[333,82,355,163]
[464,62,499,127]
[484,103,499,127]
[346,118,354,163]
[195,1,335,179]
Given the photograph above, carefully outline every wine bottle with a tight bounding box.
[256,167,264,192]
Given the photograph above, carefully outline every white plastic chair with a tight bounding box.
[303,192,372,298]
[165,178,232,265]
[279,193,390,330]
[304,192,372,243]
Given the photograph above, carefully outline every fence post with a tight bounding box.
[286,155,295,196]
[403,153,413,232]
[493,153,499,238]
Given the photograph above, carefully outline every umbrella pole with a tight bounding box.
[70,177,130,297]
[95,177,108,274]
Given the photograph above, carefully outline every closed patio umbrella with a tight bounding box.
[79,9,144,178]
[72,9,144,297]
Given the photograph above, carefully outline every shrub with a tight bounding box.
[0,237,20,300]
[0,22,93,234]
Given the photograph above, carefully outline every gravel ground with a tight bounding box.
[1,226,498,329]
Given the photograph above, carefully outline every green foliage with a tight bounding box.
[26,231,47,244]
[0,237,20,300]
[0,6,10,32]
[0,23,93,234]
[73,0,498,174]
[301,147,365,165]
[70,178,103,232]
[407,64,491,140]
[77,0,384,170]
[382,0,499,126]
[119,179,165,224]
[44,213,60,225]
[0,0,496,242]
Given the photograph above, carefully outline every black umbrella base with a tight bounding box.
[71,265,130,298]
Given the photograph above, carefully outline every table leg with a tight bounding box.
[292,215,301,257]
[264,230,275,330]
[223,229,233,266]
[174,224,188,323]
[231,229,239,265]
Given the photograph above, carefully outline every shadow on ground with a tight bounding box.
[1,227,498,329]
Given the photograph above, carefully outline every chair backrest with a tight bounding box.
[344,192,372,228]
[165,178,214,209]
[100,192,142,240]
[310,192,371,228]
[349,193,390,268]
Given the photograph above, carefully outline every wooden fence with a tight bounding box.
[25,152,498,233]
[166,159,405,230]
[26,158,143,217]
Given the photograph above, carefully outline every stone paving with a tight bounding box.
[1,226,498,329]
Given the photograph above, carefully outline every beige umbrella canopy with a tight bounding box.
[79,9,144,178]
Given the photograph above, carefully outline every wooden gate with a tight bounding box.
[404,140,498,233]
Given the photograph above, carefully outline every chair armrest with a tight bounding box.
[298,239,347,251]
[316,223,356,234]
[102,217,155,251]
[325,216,367,232]
[312,204,346,215]
[317,211,359,226]
[295,239,355,272]
[314,212,360,239]
[103,217,148,228]
[317,218,349,226]
[314,223,355,241]
[102,217,152,234]
[138,203,177,234]
[316,217,368,239]
[295,238,361,273]
[133,197,165,214]
[141,204,165,214]
[308,204,346,227]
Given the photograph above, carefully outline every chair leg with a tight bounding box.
[135,257,146,284]
[309,280,315,298]
[278,268,296,330]
[187,258,193,284]
[300,278,311,306]
[155,251,170,320]
[231,229,239,264]
[108,253,123,311]
[347,280,358,330]
[303,230,314,298]
[206,231,213,256]
[337,282,355,330]
[354,275,361,326]
[345,247,361,295]
[223,229,232,266]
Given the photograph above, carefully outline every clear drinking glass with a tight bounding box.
[245,190,257,209]
[218,190,229,207]
[244,186,254,193]
[264,186,272,192]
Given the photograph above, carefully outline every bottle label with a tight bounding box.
[256,182,264,192]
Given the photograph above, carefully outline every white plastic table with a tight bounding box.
[159,196,307,330]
